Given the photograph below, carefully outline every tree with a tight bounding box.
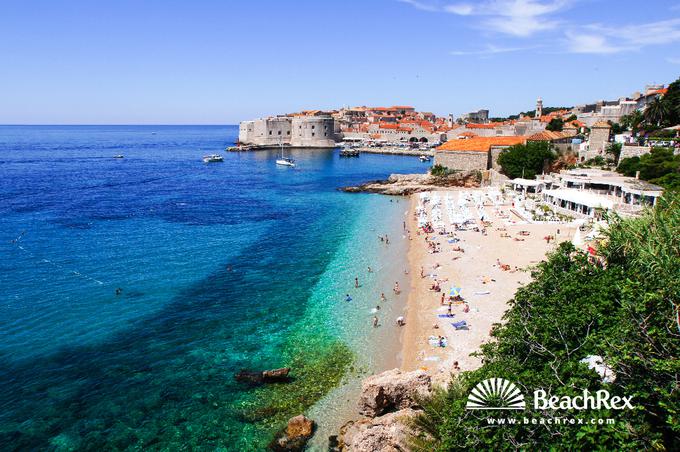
[617,156,640,177]
[545,117,564,131]
[617,148,680,190]
[644,97,670,127]
[566,114,577,122]
[620,110,644,132]
[497,141,556,179]
[605,142,622,163]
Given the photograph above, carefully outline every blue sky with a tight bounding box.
[1,0,679,124]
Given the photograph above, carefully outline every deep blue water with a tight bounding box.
[0,125,428,450]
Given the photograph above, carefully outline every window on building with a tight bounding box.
[269,131,272,135]
[324,133,327,136]
[278,130,281,135]
[287,131,290,135]
[312,125,315,130]
[312,133,315,137]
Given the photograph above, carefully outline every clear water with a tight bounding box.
[0,125,426,450]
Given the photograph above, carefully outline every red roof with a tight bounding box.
[437,136,527,152]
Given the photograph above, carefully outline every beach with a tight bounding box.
[400,189,576,383]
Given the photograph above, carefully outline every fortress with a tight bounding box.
[238,115,336,148]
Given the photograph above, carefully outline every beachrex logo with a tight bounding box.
[466,379,634,411]
[466,378,526,410]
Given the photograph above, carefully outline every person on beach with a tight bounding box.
[381,293,387,302]
[420,266,424,278]
[367,266,372,273]
[393,282,400,294]
[463,303,470,313]
[441,293,445,305]
[372,316,379,328]
[385,235,389,245]
[396,316,405,326]
[355,277,359,288]
[447,304,453,317]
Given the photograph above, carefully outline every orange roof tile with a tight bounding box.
[466,123,497,129]
[437,136,527,152]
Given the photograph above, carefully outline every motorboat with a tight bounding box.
[419,155,431,162]
[203,154,224,163]
[339,146,360,157]
[113,154,124,159]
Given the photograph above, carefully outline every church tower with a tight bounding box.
[535,97,543,119]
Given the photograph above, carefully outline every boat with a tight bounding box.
[419,155,431,162]
[339,146,360,157]
[275,143,295,167]
[113,154,124,159]
[202,154,224,163]
[276,157,296,167]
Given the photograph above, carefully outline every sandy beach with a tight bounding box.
[400,189,577,384]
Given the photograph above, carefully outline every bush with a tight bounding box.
[430,164,453,177]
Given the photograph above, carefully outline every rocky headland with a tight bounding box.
[341,173,481,196]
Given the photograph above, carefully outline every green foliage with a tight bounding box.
[545,117,564,131]
[620,110,644,132]
[617,148,680,190]
[508,107,573,120]
[409,196,680,450]
[582,155,607,167]
[617,156,641,177]
[430,164,455,177]
[609,121,627,135]
[606,142,622,162]
[566,114,577,122]
[497,141,556,179]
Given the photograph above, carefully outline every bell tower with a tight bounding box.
[536,97,543,119]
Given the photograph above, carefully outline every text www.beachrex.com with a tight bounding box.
[485,417,616,426]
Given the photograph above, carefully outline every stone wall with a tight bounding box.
[239,116,336,147]
[434,150,489,172]
[619,145,651,160]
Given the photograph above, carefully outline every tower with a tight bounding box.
[536,97,543,119]
[447,113,454,127]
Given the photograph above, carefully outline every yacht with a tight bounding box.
[203,154,224,163]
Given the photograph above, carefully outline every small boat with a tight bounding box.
[419,155,431,162]
[339,147,360,157]
[276,157,295,167]
[113,154,124,159]
[203,154,224,163]
[275,143,295,167]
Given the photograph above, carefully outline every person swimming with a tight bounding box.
[380,293,387,302]
[372,316,379,328]
[345,294,352,302]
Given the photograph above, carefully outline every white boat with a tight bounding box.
[203,154,224,163]
[419,155,431,162]
[113,154,124,159]
[276,157,295,167]
[275,143,295,167]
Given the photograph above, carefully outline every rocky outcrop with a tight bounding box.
[338,408,418,452]
[341,173,481,196]
[358,369,431,418]
[235,367,290,385]
[269,415,316,451]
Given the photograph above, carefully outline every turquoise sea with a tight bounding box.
[0,125,428,450]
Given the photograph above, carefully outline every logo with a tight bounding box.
[466,378,526,410]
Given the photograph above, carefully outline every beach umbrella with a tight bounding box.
[450,286,462,297]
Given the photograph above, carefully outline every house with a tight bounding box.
[435,136,527,172]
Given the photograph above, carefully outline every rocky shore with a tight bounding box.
[341,173,481,196]
[331,369,432,452]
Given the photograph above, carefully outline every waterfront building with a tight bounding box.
[238,115,335,148]
[435,136,527,172]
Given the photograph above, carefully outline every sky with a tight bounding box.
[1,0,679,124]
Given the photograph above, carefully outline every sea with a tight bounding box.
[0,125,428,451]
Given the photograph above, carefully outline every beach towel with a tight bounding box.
[437,314,455,318]
[451,320,468,330]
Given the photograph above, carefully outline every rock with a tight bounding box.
[263,367,291,382]
[235,367,291,385]
[286,414,315,439]
[340,172,481,195]
[358,369,431,418]
[338,408,419,452]
[269,415,316,451]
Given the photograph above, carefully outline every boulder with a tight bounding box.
[286,415,315,439]
[269,415,316,451]
[358,369,431,418]
[235,367,290,385]
[338,408,418,452]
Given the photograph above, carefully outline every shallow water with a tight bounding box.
[0,125,428,450]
